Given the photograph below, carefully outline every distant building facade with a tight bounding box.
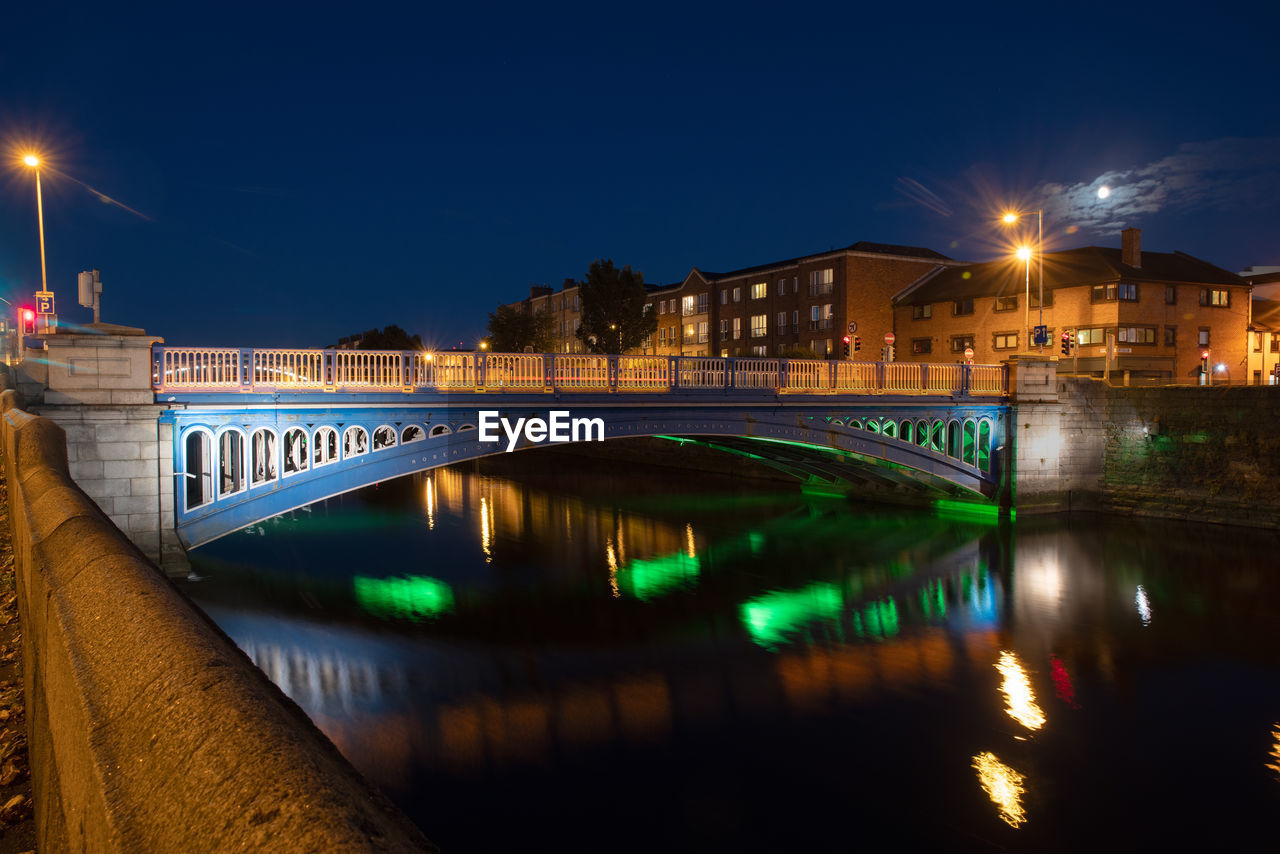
[892,229,1251,384]
[503,242,960,359]
[1244,269,1280,384]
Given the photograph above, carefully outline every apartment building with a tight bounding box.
[1245,269,1280,384]
[652,242,959,358]
[892,229,1251,384]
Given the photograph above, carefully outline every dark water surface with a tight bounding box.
[182,458,1280,852]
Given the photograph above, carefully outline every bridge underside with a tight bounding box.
[168,398,1008,548]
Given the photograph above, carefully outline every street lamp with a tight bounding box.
[1003,210,1044,348]
[21,153,49,298]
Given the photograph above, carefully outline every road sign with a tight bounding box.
[964,347,974,360]
[36,292,54,315]
[848,321,857,333]
[884,332,895,345]
[1033,325,1048,346]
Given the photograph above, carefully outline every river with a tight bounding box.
[180,453,1280,851]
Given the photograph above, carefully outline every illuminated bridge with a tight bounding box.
[153,347,1011,548]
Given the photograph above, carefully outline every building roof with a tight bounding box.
[699,241,954,281]
[896,245,1246,305]
[1251,300,1280,332]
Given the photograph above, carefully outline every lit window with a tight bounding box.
[751,315,767,337]
[733,317,741,340]
[682,296,696,316]
[993,332,1018,350]
[1200,288,1230,307]
[751,282,767,300]
[733,287,741,302]
[808,268,834,296]
[698,321,708,343]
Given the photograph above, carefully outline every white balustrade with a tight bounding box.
[925,363,964,394]
[883,362,923,393]
[254,350,326,389]
[159,348,241,388]
[784,359,829,391]
[421,352,476,389]
[553,355,610,389]
[734,359,779,390]
[151,348,1009,397]
[334,350,403,389]
[834,361,878,392]
[969,365,1006,395]
[485,354,546,389]
[617,356,669,390]
[678,358,726,389]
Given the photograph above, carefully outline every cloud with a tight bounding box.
[1038,137,1280,233]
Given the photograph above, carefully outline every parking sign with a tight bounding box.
[36,292,54,315]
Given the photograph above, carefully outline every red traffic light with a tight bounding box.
[21,308,34,322]
[1201,351,1209,360]
[842,335,851,344]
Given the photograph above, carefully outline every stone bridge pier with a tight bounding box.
[15,325,189,575]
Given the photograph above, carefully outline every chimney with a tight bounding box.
[1121,227,1141,268]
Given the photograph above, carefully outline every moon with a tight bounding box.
[1097,185,1111,199]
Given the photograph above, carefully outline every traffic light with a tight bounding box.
[1060,330,1071,356]
[842,335,850,357]
[886,344,895,362]
[20,307,35,336]
[853,335,861,352]
[1201,350,1210,374]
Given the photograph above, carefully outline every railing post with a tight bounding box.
[322,349,336,392]
[475,353,485,390]
[608,354,619,392]
[779,358,789,393]
[544,354,555,392]
[240,349,254,391]
[962,363,971,397]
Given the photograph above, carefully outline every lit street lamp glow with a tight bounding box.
[21,151,50,308]
[1002,210,1044,351]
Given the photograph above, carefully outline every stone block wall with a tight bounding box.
[31,404,186,575]
[1050,375,1280,526]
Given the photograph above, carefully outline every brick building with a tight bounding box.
[651,242,959,357]
[892,229,1251,384]
[500,242,958,358]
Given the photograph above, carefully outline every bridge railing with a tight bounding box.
[152,347,1008,397]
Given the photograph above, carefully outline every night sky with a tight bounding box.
[2,3,1277,348]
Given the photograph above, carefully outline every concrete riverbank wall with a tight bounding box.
[0,386,434,852]
[1052,377,1280,528]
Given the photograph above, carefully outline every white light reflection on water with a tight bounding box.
[996,651,1046,731]
[1135,585,1152,626]
[972,751,1028,827]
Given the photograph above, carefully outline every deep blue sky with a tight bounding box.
[2,2,1277,348]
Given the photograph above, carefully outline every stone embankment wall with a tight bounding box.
[0,386,434,852]
[1057,377,1280,527]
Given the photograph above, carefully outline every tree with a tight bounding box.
[575,259,657,354]
[329,325,424,350]
[485,303,557,353]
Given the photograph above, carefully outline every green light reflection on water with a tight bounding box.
[353,574,455,621]
[618,551,701,601]
[741,582,844,649]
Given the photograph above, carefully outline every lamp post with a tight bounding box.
[22,154,49,297]
[1003,210,1043,348]
[1015,245,1032,348]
